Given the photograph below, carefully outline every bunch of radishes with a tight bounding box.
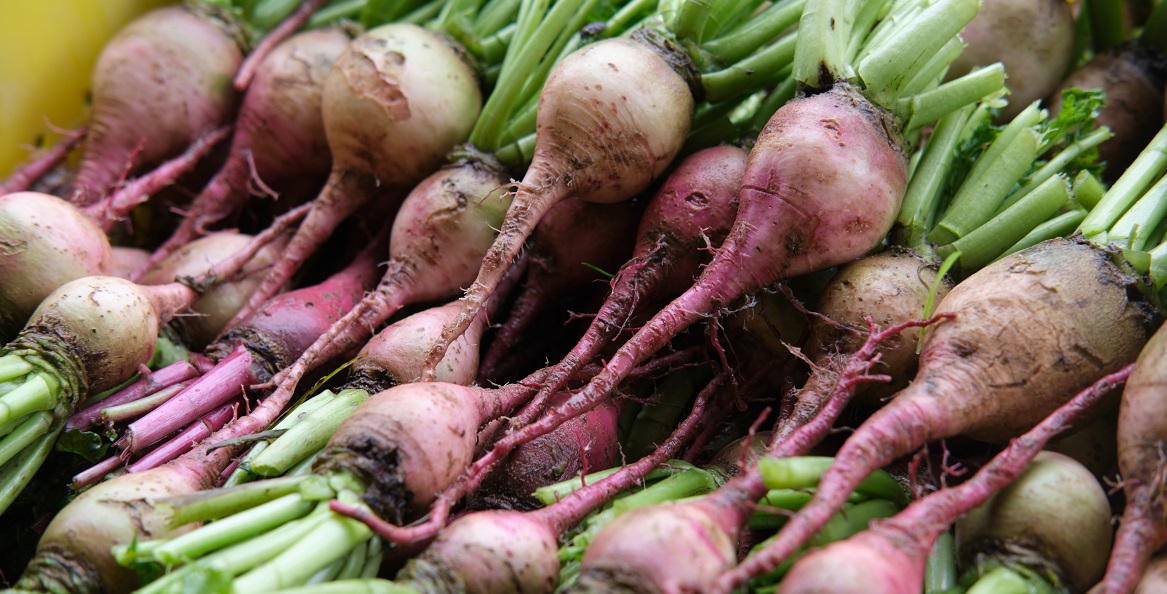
[6,0,1167,593]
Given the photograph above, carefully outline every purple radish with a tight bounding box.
[70,6,243,205]
[136,27,352,279]
[215,23,484,331]
[420,32,699,377]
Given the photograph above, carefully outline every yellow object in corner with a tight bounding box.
[0,0,176,178]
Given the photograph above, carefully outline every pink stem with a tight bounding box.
[233,0,329,91]
[66,360,200,431]
[70,454,127,490]
[83,126,232,231]
[0,126,88,194]
[127,402,237,473]
[120,346,256,452]
[100,383,189,424]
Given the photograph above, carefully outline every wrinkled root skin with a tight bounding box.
[917,237,1156,443]
[809,247,950,404]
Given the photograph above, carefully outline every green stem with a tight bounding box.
[507,0,601,126]
[534,460,696,504]
[1110,164,1167,250]
[966,565,1048,594]
[307,0,365,27]
[277,580,421,594]
[1072,170,1106,210]
[941,175,1071,273]
[899,37,963,98]
[856,0,977,107]
[895,103,975,250]
[843,0,893,63]
[612,466,723,512]
[249,389,369,477]
[757,456,907,505]
[0,411,51,467]
[924,530,958,593]
[0,374,58,426]
[473,0,521,37]
[1001,209,1088,261]
[702,33,798,103]
[701,0,805,65]
[929,103,1044,245]
[792,0,851,89]
[132,506,335,594]
[672,0,713,44]
[0,423,62,514]
[0,356,32,383]
[624,371,700,459]
[152,494,316,565]
[0,412,28,437]
[1000,127,1114,212]
[232,508,374,591]
[750,499,901,581]
[161,475,316,527]
[903,64,1005,131]
[1079,122,1167,237]
[472,0,572,151]
[335,539,369,580]
[494,132,537,167]
[1087,0,1125,53]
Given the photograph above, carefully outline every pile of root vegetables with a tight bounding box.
[8,0,1167,592]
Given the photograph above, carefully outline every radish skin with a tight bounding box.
[137,27,351,279]
[421,32,698,378]
[716,238,1155,592]
[0,192,113,340]
[217,23,484,331]
[71,6,242,205]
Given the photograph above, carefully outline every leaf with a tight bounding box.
[55,429,109,463]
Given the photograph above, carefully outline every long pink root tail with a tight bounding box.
[0,125,88,195]
[83,126,232,231]
[1099,484,1167,594]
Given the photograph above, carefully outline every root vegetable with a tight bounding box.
[136,27,352,279]
[946,0,1074,121]
[0,192,113,340]
[70,6,243,205]
[421,31,698,377]
[216,22,484,331]
[716,237,1155,592]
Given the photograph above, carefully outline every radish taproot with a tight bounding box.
[135,27,352,279]
[70,5,243,206]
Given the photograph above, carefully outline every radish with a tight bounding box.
[364,0,999,545]
[70,5,243,206]
[0,193,113,340]
[946,0,1075,120]
[954,452,1113,594]
[253,154,511,413]
[0,276,200,515]
[1098,321,1167,593]
[483,144,745,426]
[773,375,1127,594]
[713,237,1154,592]
[1047,43,1167,181]
[0,126,87,195]
[135,27,352,280]
[213,21,484,331]
[394,373,715,594]
[232,0,331,91]
[1136,555,1167,593]
[109,247,152,280]
[116,225,387,455]
[139,231,286,349]
[420,31,698,377]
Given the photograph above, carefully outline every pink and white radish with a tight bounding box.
[70,6,243,205]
